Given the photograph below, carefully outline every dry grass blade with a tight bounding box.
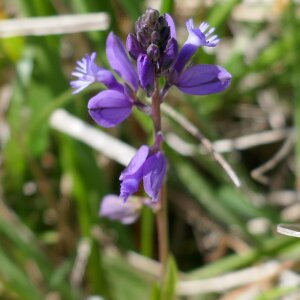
[49,109,136,166]
[176,261,293,296]
[251,132,295,184]
[0,13,110,37]
[161,103,241,187]
[166,127,293,156]
[277,224,300,238]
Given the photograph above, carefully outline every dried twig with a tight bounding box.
[166,127,293,155]
[50,109,136,166]
[251,132,295,184]
[277,224,300,238]
[176,261,293,296]
[0,13,109,37]
[70,238,91,287]
[161,103,241,187]
[124,250,292,296]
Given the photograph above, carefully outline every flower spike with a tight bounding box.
[70,9,233,212]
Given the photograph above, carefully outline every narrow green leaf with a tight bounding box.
[149,283,161,300]
[141,206,155,258]
[256,286,299,300]
[0,248,41,300]
[207,0,241,27]
[104,255,151,300]
[161,256,178,300]
[286,2,300,189]
[58,136,111,298]
[173,157,241,225]
[118,0,142,20]
[188,237,297,279]
[160,0,174,14]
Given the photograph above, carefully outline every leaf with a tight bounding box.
[161,256,178,300]
[118,0,142,20]
[149,283,161,300]
[160,0,174,14]
[0,248,41,300]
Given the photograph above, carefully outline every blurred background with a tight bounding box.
[1,0,300,299]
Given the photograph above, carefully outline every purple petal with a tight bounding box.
[70,52,122,94]
[185,19,219,48]
[173,20,220,74]
[120,176,142,202]
[143,151,167,202]
[173,43,197,74]
[94,69,124,92]
[161,37,178,70]
[88,90,133,127]
[70,53,102,94]
[165,14,176,39]
[100,194,141,224]
[175,64,232,95]
[199,22,220,47]
[126,33,144,60]
[106,32,139,91]
[120,145,149,180]
[119,145,150,201]
[137,54,155,95]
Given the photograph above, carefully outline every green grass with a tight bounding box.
[0,0,299,299]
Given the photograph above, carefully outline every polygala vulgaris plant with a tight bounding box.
[71,8,231,271]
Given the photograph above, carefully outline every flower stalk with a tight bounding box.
[156,183,169,275]
[151,77,169,273]
[152,78,162,136]
[70,6,233,285]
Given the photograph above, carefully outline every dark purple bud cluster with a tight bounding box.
[135,8,170,60]
[126,9,179,95]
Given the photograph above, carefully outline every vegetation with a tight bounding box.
[0,0,299,299]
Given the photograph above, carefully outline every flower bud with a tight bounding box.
[100,195,141,224]
[126,33,143,59]
[147,43,160,61]
[120,145,167,202]
[135,8,170,53]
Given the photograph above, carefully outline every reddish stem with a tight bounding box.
[151,78,169,275]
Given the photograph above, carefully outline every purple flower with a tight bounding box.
[71,33,140,127]
[175,64,231,95]
[126,9,179,93]
[126,33,143,60]
[120,145,167,202]
[88,90,133,127]
[106,32,139,91]
[100,194,141,224]
[186,20,220,48]
[155,15,232,96]
[137,54,155,95]
[70,52,122,94]
[71,10,232,129]
[173,20,220,74]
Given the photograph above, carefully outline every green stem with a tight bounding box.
[288,3,300,191]
[160,0,174,14]
[140,207,154,257]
